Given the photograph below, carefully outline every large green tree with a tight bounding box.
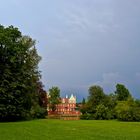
[48,86,60,112]
[115,84,131,101]
[0,25,44,121]
[87,85,105,113]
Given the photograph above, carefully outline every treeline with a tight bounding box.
[0,25,47,121]
[80,84,140,121]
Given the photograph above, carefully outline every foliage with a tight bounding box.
[0,25,46,121]
[94,104,113,120]
[30,104,47,119]
[80,103,89,115]
[80,113,94,120]
[82,98,86,105]
[135,99,140,107]
[80,98,88,114]
[115,99,140,121]
[81,84,140,122]
[115,84,131,101]
[36,81,47,109]
[103,94,117,109]
[87,85,105,113]
[48,86,60,111]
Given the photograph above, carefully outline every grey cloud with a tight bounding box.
[1,0,140,100]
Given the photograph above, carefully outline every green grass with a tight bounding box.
[0,119,140,140]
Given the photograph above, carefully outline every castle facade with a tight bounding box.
[48,94,80,115]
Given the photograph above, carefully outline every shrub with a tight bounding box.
[94,104,114,120]
[30,105,47,119]
[80,114,94,120]
[115,101,140,121]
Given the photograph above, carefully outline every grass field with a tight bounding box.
[0,119,140,140]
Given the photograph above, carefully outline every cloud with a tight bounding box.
[66,13,89,31]
[93,72,125,93]
[136,72,140,78]
[1,0,140,99]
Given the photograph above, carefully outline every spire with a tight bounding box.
[70,94,75,99]
[66,94,68,98]
[69,93,76,103]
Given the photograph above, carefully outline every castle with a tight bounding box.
[47,94,80,115]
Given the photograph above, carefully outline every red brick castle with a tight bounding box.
[47,94,80,115]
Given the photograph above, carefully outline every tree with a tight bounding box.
[103,93,117,109]
[95,104,112,120]
[115,98,140,121]
[80,98,89,114]
[82,98,86,105]
[30,81,48,118]
[37,81,47,109]
[0,25,44,121]
[87,85,105,112]
[135,99,140,107]
[48,87,60,111]
[115,84,131,101]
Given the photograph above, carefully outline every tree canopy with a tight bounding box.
[48,86,60,112]
[80,83,140,122]
[115,84,131,101]
[0,25,46,121]
[88,85,105,112]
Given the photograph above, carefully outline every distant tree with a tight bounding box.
[80,98,88,114]
[48,87,60,111]
[87,85,105,112]
[80,84,140,121]
[115,84,131,101]
[82,98,86,105]
[103,93,117,109]
[115,98,140,121]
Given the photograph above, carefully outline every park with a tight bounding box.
[1,1,140,140]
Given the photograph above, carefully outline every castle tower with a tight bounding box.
[69,94,76,103]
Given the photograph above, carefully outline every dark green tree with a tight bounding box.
[30,81,48,118]
[37,81,47,108]
[135,99,140,107]
[103,93,117,109]
[48,86,60,111]
[115,84,131,101]
[0,25,44,121]
[95,104,112,120]
[80,98,88,114]
[87,85,105,112]
[82,98,86,105]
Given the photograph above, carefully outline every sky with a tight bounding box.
[0,0,140,101]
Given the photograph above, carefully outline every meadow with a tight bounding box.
[0,119,140,140]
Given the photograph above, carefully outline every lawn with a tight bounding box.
[0,119,140,140]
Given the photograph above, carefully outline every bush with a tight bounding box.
[94,104,114,120]
[30,105,47,119]
[80,114,94,120]
[115,101,140,121]
[116,107,140,121]
[80,104,115,120]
